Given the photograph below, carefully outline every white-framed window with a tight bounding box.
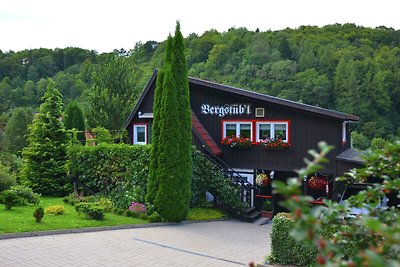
[222,121,253,140]
[133,124,147,145]
[256,121,289,142]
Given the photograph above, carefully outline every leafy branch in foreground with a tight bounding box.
[272,141,400,266]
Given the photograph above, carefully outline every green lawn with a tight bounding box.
[0,197,147,234]
[0,197,227,234]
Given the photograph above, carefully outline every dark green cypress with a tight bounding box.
[150,23,192,221]
[172,21,192,218]
[145,69,165,204]
[146,36,172,205]
[154,61,182,221]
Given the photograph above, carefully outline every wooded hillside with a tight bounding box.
[1,23,399,151]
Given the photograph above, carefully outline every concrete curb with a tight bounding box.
[0,217,230,240]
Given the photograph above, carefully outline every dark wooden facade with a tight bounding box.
[124,70,362,179]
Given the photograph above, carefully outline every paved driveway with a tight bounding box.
[0,219,271,266]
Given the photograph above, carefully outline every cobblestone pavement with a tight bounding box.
[0,219,271,267]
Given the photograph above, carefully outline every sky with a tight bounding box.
[1,0,399,53]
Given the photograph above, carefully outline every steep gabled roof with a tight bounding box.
[123,70,359,128]
[123,70,158,128]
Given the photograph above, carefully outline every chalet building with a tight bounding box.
[124,70,363,215]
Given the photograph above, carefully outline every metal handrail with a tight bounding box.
[200,147,255,209]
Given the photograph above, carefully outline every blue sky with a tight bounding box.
[1,0,399,53]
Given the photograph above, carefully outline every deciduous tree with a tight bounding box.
[87,56,142,130]
[4,107,34,155]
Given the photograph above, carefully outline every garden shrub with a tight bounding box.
[0,163,16,192]
[125,202,147,218]
[96,197,115,212]
[0,189,19,209]
[9,185,40,205]
[90,127,113,144]
[12,185,40,205]
[139,213,148,220]
[63,193,82,206]
[45,205,65,215]
[0,185,40,209]
[148,212,162,223]
[33,207,44,223]
[269,213,317,266]
[269,212,357,266]
[74,202,105,220]
[128,202,146,213]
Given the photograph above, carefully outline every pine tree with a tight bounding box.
[21,79,68,196]
[149,23,192,222]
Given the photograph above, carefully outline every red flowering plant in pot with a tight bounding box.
[307,175,326,191]
[259,138,291,150]
[221,135,252,149]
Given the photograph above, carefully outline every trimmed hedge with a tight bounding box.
[68,144,243,213]
[68,143,150,208]
[269,213,359,266]
[270,213,317,266]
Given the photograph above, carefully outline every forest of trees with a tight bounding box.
[1,23,400,154]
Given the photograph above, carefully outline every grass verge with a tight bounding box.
[0,197,147,234]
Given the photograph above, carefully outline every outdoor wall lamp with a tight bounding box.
[270,171,275,180]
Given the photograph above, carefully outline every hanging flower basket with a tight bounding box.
[307,176,326,191]
[256,173,270,187]
[258,138,291,150]
[221,135,252,149]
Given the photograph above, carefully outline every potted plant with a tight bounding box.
[261,199,274,219]
[255,173,270,187]
[308,175,326,191]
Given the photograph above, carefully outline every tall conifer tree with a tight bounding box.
[148,23,192,222]
[21,79,68,196]
[172,22,192,217]
[145,37,171,204]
